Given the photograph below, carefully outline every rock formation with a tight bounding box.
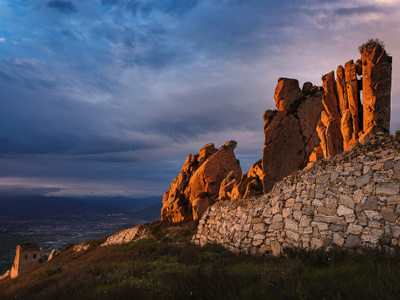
[101,225,150,246]
[161,141,242,222]
[262,40,392,194]
[262,79,325,192]
[47,248,61,261]
[163,40,392,223]
[317,40,391,157]
[361,41,392,132]
[221,159,264,201]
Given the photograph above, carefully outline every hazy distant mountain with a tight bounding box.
[0,195,162,220]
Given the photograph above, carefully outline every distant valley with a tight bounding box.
[0,195,162,273]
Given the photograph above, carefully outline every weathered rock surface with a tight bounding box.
[47,248,61,261]
[318,71,344,157]
[316,40,391,159]
[162,141,242,222]
[263,80,324,192]
[274,78,302,111]
[228,160,264,201]
[219,170,241,200]
[361,41,392,132]
[101,224,150,246]
[0,270,10,281]
[193,132,400,255]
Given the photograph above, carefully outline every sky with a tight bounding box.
[0,0,400,198]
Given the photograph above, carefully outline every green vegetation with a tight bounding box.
[1,221,400,299]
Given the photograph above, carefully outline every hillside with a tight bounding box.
[1,219,400,300]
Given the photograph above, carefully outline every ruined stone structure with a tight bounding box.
[193,133,400,254]
[262,40,392,193]
[10,243,41,279]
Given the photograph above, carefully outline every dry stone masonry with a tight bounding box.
[193,133,400,255]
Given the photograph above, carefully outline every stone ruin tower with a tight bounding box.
[10,243,41,279]
[262,40,392,193]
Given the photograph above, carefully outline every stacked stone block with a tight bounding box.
[193,133,400,255]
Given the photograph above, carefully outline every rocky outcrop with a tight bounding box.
[161,141,242,222]
[162,40,392,223]
[274,78,302,111]
[262,40,391,194]
[317,40,391,157]
[361,41,392,132]
[318,71,344,157]
[224,160,264,201]
[47,248,61,261]
[193,132,400,255]
[262,80,325,192]
[0,270,10,281]
[101,224,150,246]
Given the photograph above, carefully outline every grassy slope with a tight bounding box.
[1,220,400,300]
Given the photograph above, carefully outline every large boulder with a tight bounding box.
[161,141,242,222]
[274,78,302,111]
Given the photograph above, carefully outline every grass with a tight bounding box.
[1,221,400,299]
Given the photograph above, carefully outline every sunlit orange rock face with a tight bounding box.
[163,41,392,220]
[262,40,392,194]
[220,160,264,201]
[317,40,392,156]
[161,141,242,222]
[262,79,325,192]
[361,42,392,133]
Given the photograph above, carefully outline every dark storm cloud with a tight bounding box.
[101,0,201,17]
[47,0,77,14]
[0,186,63,197]
[0,59,57,90]
[1,0,399,196]
[334,5,386,16]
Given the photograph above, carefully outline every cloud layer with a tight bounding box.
[0,0,399,196]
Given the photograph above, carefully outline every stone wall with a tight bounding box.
[192,133,400,255]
